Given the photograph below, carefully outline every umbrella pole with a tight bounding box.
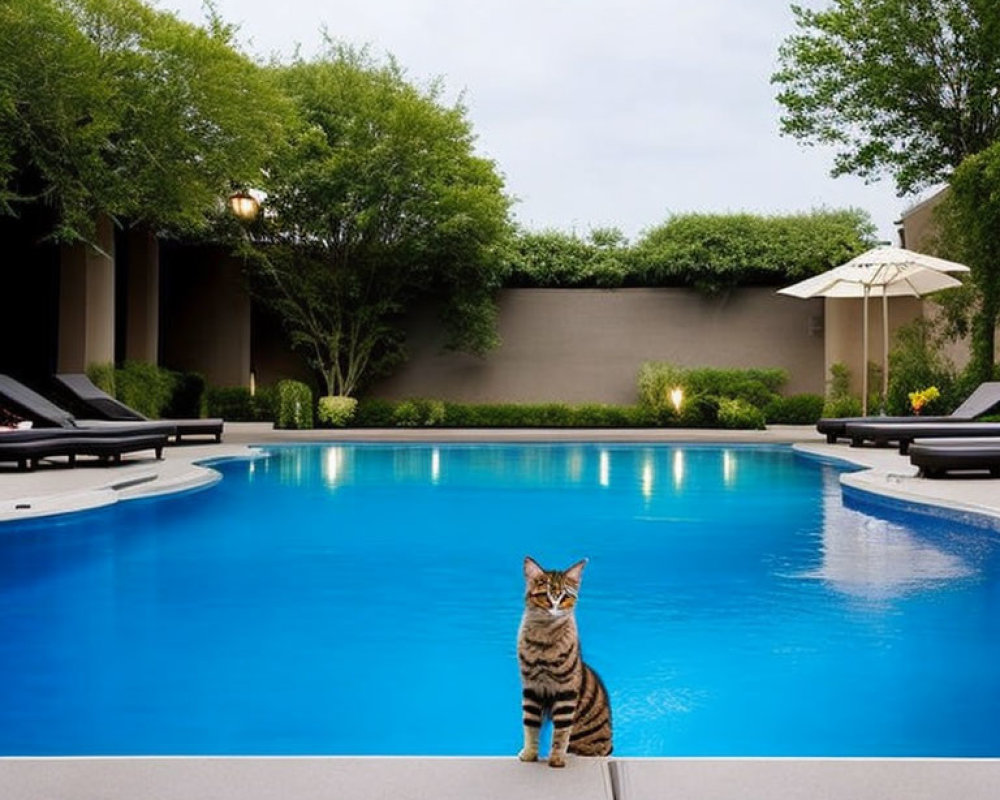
[862,285,870,416]
[882,290,889,413]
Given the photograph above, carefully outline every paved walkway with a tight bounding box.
[2,423,999,798]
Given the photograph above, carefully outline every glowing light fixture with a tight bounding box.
[228,190,260,221]
[669,387,684,413]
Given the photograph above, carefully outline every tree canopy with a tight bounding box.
[0,0,288,242]
[248,47,512,397]
[772,0,1000,194]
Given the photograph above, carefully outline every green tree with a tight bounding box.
[773,0,1000,194]
[248,47,511,397]
[0,0,288,242]
[936,143,1000,382]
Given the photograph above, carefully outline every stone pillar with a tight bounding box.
[58,215,115,372]
[125,226,160,364]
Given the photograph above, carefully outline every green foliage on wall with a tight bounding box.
[632,210,875,292]
[504,211,874,291]
[504,227,633,288]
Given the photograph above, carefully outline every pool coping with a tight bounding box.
[3,423,1000,798]
[1,755,998,799]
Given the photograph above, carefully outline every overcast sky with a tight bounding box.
[163,0,921,243]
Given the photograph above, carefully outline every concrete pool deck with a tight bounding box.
[1,422,999,798]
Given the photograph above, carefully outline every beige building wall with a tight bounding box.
[161,249,251,388]
[823,295,924,396]
[57,215,116,372]
[368,288,825,404]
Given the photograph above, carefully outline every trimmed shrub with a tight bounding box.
[393,398,447,427]
[637,362,688,411]
[85,362,116,396]
[684,367,786,408]
[393,400,422,427]
[276,380,313,429]
[164,372,206,418]
[354,398,397,427]
[678,394,720,427]
[317,395,359,427]
[205,387,254,421]
[822,362,862,418]
[206,385,278,422]
[717,397,766,429]
[822,395,863,418]
[358,401,663,428]
[253,385,277,421]
[637,363,786,413]
[764,393,825,424]
[115,361,176,419]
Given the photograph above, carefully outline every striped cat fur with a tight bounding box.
[517,556,612,767]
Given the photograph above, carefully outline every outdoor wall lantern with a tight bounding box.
[669,387,684,413]
[228,190,260,221]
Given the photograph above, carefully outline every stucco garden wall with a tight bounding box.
[369,288,827,404]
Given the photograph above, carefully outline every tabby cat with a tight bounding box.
[517,556,612,767]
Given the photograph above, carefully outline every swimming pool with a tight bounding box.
[0,443,998,757]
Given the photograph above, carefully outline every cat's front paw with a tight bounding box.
[518,748,538,762]
[547,754,566,768]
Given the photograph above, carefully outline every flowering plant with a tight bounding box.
[908,386,940,414]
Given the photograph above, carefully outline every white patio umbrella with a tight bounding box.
[778,246,969,414]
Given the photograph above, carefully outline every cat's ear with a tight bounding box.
[564,558,588,583]
[524,556,545,580]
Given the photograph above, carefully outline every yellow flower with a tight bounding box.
[908,386,940,412]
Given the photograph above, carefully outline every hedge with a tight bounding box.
[504,210,875,291]
[87,361,207,420]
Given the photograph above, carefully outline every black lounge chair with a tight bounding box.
[0,428,168,471]
[816,382,1000,443]
[55,373,223,443]
[0,374,178,440]
[909,438,1000,479]
[843,420,1000,455]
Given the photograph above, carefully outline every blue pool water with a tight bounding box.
[1,444,999,757]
